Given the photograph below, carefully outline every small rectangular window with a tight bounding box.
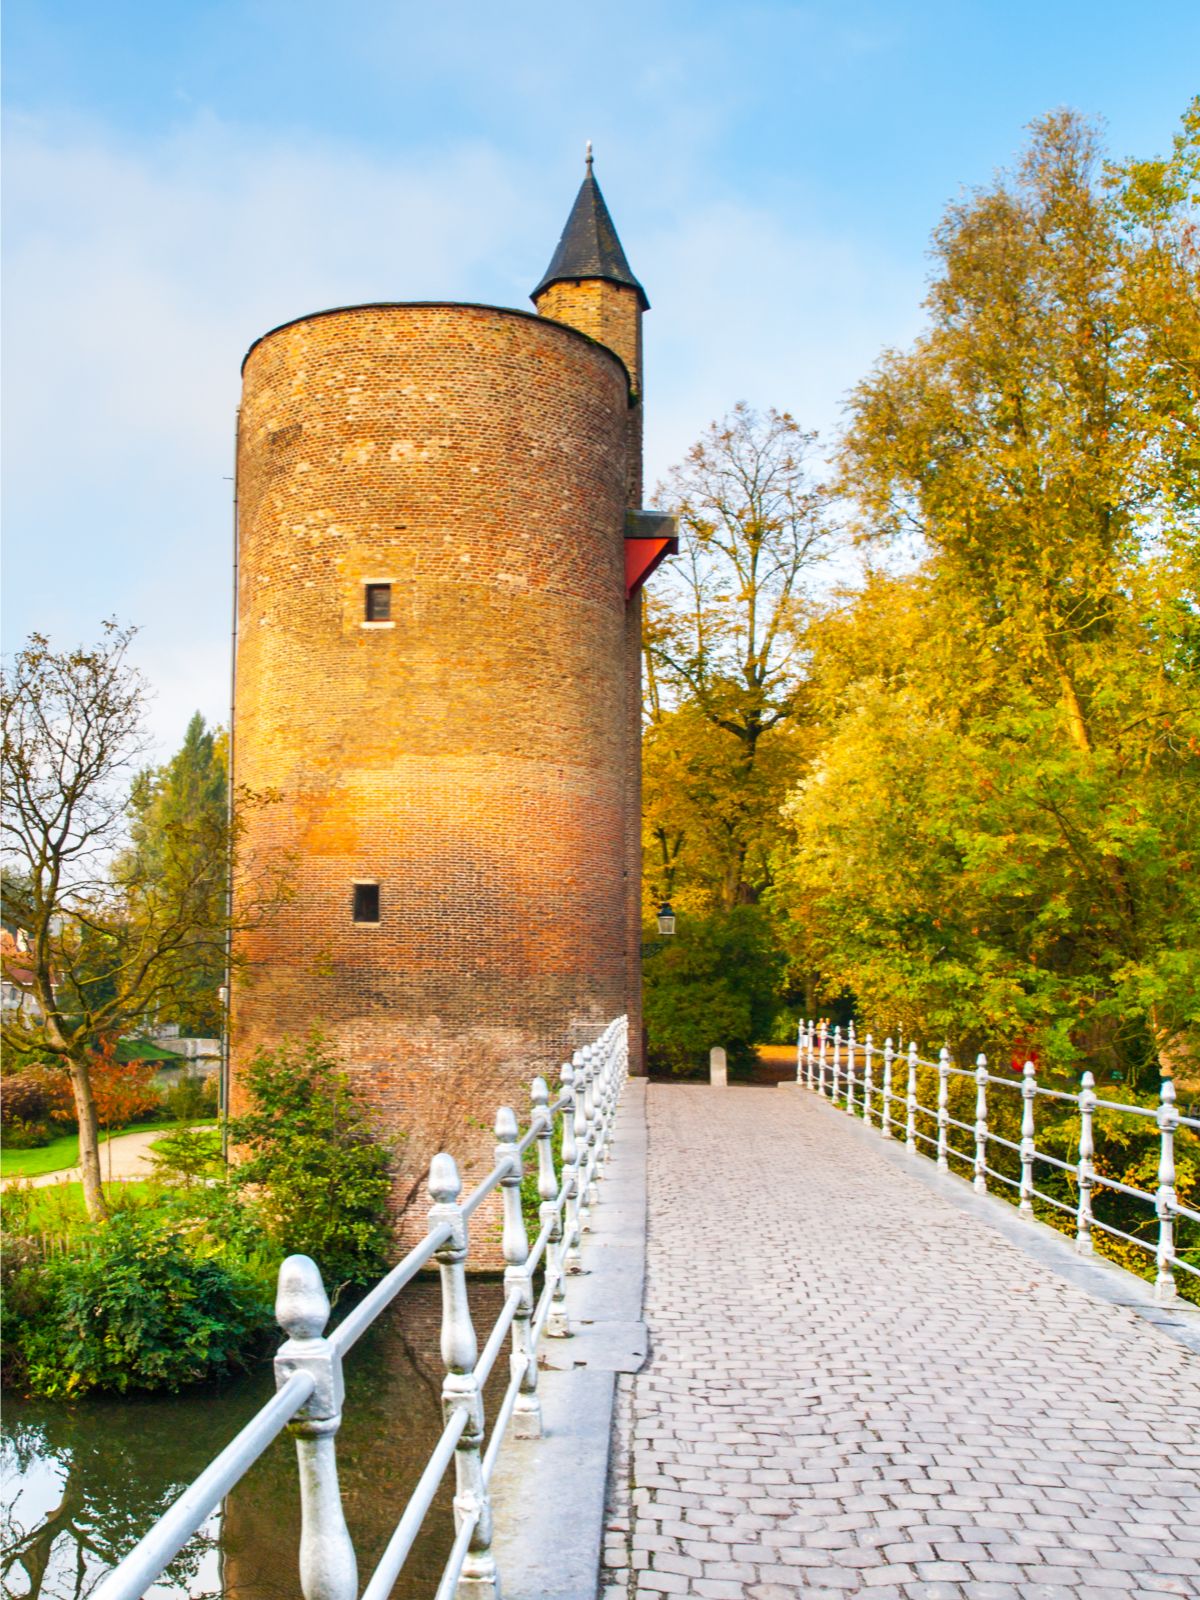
[352,882,380,923]
[365,583,392,622]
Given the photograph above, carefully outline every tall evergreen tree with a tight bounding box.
[123,713,229,1036]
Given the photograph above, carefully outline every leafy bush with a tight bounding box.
[643,907,786,1075]
[1,1066,75,1130]
[3,1211,273,1398]
[89,1041,160,1130]
[151,1124,224,1187]
[160,1073,219,1122]
[230,1036,393,1288]
[2,1117,54,1149]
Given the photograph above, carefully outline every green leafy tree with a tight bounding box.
[2,626,289,1220]
[230,1036,393,1287]
[644,405,828,911]
[122,713,229,1036]
[643,907,785,1075]
[776,107,1200,1089]
[150,1124,224,1188]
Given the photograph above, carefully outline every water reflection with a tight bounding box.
[2,1279,505,1600]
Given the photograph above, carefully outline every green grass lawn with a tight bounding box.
[0,1119,216,1180]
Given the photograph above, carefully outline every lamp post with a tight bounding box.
[656,901,676,937]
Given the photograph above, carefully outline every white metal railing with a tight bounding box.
[91,1014,629,1600]
[795,1018,1199,1304]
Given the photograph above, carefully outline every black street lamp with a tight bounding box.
[656,901,676,937]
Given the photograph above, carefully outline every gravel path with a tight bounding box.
[5,1127,171,1189]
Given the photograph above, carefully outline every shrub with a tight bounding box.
[643,907,786,1075]
[1,1066,75,1130]
[1,1117,54,1149]
[3,1211,273,1398]
[160,1073,220,1123]
[230,1035,393,1288]
[90,1045,160,1129]
[151,1124,224,1187]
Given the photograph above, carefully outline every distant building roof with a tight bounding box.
[532,149,648,311]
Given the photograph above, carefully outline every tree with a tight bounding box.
[230,1036,393,1287]
[1,624,287,1220]
[2,624,151,1218]
[642,906,785,1074]
[121,713,229,1036]
[88,1038,159,1181]
[1,866,34,934]
[776,108,1200,1087]
[644,404,828,910]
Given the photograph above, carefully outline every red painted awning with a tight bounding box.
[624,510,679,599]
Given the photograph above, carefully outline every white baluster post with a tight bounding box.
[973,1054,988,1192]
[846,1022,856,1113]
[561,1060,583,1274]
[429,1153,498,1600]
[1075,1070,1095,1256]
[818,1021,828,1097]
[905,1042,918,1153]
[496,1106,540,1438]
[274,1257,357,1600]
[863,1034,874,1127]
[881,1037,894,1140]
[536,1078,570,1338]
[832,1025,841,1104]
[1155,1080,1179,1303]
[595,1037,614,1171]
[575,1047,594,1232]
[582,1044,600,1217]
[1019,1061,1037,1217]
[936,1047,951,1171]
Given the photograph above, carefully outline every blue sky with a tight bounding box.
[3,1,1197,752]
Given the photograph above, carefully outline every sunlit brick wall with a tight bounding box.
[232,302,637,1238]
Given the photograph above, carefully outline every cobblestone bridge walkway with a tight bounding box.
[604,1083,1200,1600]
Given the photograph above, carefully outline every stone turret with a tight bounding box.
[230,155,665,1245]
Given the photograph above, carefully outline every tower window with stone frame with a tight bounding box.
[364,583,392,623]
[352,882,381,924]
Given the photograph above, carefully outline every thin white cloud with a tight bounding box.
[2,109,918,756]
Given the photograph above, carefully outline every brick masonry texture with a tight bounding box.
[606,1084,1200,1600]
[536,278,646,1076]
[534,279,644,506]
[232,300,645,1240]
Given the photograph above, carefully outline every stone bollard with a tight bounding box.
[709,1046,728,1088]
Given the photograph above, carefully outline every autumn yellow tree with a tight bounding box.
[776,106,1200,1088]
[643,404,828,914]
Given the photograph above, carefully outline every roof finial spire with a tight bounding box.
[532,146,648,311]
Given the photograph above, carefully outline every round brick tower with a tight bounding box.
[231,160,669,1231]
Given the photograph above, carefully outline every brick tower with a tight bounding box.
[230,153,674,1230]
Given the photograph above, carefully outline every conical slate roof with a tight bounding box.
[532,152,649,311]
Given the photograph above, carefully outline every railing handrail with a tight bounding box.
[795,1018,1196,1302]
[93,1014,630,1600]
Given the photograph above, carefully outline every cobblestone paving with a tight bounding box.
[603,1083,1200,1600]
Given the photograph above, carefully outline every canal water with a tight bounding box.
[1,1279,507,1600]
